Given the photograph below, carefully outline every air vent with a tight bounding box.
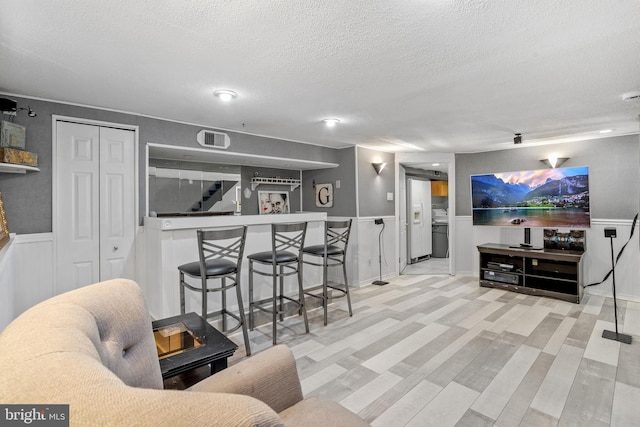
[197,130,230,149]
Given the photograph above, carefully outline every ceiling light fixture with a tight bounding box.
[599,129,613,134]
[622,91,640,101]
[322,118,341,127]
[213,89,238,102]
[513,133,522,144]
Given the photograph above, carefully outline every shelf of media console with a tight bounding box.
[477,243,584,303]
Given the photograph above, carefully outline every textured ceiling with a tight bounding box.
[1,0,639,153]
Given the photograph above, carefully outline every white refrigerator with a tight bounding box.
[407,178,432,263]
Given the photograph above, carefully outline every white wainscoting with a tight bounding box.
[0,233,55,330]
[13,233,55,315]
[353,216,397,286]
[454,216,640,302]
[0,234,17,331]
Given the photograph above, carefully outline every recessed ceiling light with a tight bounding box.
[599,129,613,134]
[432,163,440,166]
[213,89,238,101]
[322,118,341,127]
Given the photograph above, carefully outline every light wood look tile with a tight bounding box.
[406,381,479,427]
[531,344,584,418]
[224,274,639,426]
[471,345,540,420]
[611,381,640,427]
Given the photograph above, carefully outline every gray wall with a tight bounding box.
[302,147,357,217]
[455,134,639,220]
[0,95,341,233]
[357,146,395,217]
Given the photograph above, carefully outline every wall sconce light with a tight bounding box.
[372,162,386,175]
[540,156,569,168]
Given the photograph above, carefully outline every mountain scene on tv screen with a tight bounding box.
[472,170,589,209]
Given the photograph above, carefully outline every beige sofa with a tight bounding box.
[0,279,368,426]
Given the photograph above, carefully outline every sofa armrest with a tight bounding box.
[188,345,304,413]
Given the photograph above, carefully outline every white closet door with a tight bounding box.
[99,127,135,281]
[56,122,101,292]
[55,121,135,292]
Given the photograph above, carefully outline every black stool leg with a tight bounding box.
[272,265,278,345]
[234,277,251,356]
[298,260,309,333]
[343,261,353,317]
[248,260,254,330]
[322,255,329,326]
[179,272,186,314]
[279,265,285,322]
[201,275,208,320]
[221,277,227,332]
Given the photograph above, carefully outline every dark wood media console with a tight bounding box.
[477,243,584,303]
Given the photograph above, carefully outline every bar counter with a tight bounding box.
[142,213,327,320]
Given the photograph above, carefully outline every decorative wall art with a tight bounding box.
[0,192,9,250]
[258,191,290,215]
[315,183,333,208]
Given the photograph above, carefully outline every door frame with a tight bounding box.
[395,152,455,276]
[52,115,139,291]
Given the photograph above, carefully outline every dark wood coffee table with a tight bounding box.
[152,312,238,380]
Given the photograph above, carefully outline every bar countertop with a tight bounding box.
[144,212,327,231]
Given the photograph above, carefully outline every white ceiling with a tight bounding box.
[1,0,639,153]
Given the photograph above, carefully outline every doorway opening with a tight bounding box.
[399,163,450,275]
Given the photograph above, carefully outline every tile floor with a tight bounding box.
[227,274,640,426]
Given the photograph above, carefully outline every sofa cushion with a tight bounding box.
[189,344,304,413]
[0,279,163,390]
[279,396,370,427]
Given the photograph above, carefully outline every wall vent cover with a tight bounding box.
[197,130,230,149]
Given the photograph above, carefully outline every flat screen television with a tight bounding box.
[471,166,590,231]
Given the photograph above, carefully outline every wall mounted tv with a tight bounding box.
[471,166,590,228]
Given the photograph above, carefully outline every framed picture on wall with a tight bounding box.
[315,183,333,208]
[0,192,9,251]
[258,191,290,215]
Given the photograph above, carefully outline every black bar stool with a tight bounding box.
[178,226,251,356]
[248,222,309,345]
[302,219,353,325]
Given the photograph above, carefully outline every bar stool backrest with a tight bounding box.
[325,219,352,255]
[272,222,307,260]
[197,226,248,275]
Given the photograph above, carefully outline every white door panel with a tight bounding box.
[56,121,135,291]
[56,122,100,291]
[99,127,135,281]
